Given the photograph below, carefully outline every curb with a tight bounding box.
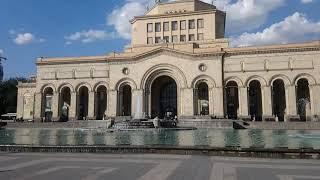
[1,145,319,159]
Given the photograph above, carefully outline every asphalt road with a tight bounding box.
[0,152,320,180]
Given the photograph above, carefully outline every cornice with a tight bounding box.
[36,56,108,65]
[35,41,320,66]
[36,47,224,66]
[117,47,224,60]
[226,44,320,56]
[17,82,36,88]
[131,9,224,23]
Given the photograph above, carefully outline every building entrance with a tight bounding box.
[151,76,177,119]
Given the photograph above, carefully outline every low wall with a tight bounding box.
[6,120,320,130]
[0,145,319,159]
[248,122,320,130]
[5,121,107,129]
[178,119,237,128]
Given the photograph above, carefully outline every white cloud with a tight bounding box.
[65,29,115,44]
[0,49,3,55]
[301,0,313,3]
[14,33,35,45]
[230,12,320,47]
[13,33,45,45]
[210,0,285,33]
[107,1,149,39]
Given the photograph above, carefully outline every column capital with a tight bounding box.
[261,85,271,88]
[285,84,296,88]
[238,86,247,89]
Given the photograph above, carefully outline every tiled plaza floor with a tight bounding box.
[0,152,320,180]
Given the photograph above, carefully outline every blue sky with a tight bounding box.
[0,0,320,78]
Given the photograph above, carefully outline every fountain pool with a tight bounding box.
[1,128,320,149]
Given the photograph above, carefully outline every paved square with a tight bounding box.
[1,153,320,180]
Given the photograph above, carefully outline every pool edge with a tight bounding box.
[0,145,319,159]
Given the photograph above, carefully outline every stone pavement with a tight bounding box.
[0,153,320,180]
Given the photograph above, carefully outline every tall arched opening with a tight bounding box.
[272,79,286,121]
[248,80,263,121]
[226,81,239,119]
[296,78,311,121]
[118,84,132,116]
[77,86,89,120]
[95,86,107,119]
[42,87,54,122]
[151,76,177,119]
[59,87,71,122]
[194,82,209,116]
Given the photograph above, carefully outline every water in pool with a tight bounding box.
[1,128,320,149]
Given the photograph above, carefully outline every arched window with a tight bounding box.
[78,86,89,120]
[151,76,177,118]
[95,86,107,120]
[42,87,54,122]
[194,82,209,116]
[59,87,71,122]
[226,81,239,119]
[248,80,262,121]
[272,79,286,121]
[296,78,310,121]
[118,84,132,116]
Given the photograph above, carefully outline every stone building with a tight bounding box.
[17,0,320,122]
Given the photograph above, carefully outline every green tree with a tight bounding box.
[0,78,26,115]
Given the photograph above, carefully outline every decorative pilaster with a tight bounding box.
[69,91,77,121]
[262,86,273,121]
[310,84,320,120]
[107,90,117,118]
[180,88,194,117]
[16,92,24,119]
[286,85,298,121]
[88,91,95,119]
[238,86,249,120]
[34,92,42,122]
[132,89,144,118]
[51,92,59,121]
[213,87,224,118]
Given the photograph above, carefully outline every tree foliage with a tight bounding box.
[0,78,26,115]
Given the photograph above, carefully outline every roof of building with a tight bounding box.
[36,40,320,65]
[131,0,222,23]
[145,0,216,16]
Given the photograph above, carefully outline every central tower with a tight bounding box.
[129,0,226,52]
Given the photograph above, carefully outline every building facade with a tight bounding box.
[17,0,320,122]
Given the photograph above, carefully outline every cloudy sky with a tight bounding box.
[0,0,320,78]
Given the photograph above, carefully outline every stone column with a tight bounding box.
[69,91,77,121]
[180,88,194,117]
[144,89,151,117]
[262,86,273,121]
[310,84,320,120]
[34,92,42,122]
[51,92,59,121]
[132,89,143,118]
[209,88,214,116]
[213,87,224,118]
[286,85,298,121]
[107,90,117,118]
[88,91,95,120]
[16,92,24,119]
[238,86,249,120]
